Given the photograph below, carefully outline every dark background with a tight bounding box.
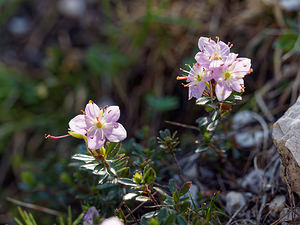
[0,0,299,223]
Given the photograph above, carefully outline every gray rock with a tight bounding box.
[232,110,255,130]
[273,96,300,197]
[269,195,286,217]
[225,191,246,215]
[235,130,264,148]
[58,0,86,18]
[240,169,264,193]
[279,0,300,11]
[280,207,300,225]
[232,110,264,148]
[8,17,30,35]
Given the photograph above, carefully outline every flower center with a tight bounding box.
[224,71,232,80]
[212,52,222,60]
[196,73,203,81]
[96,117,103,128]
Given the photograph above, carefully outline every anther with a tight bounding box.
[89,100,94,104]
[81,110,86,115]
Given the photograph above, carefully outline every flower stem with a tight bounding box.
[168,145,185,182]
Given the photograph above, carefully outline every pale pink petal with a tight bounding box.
[215,83,232,101]
[209,60,223,68]
[218,41,230,56]
[69,115,87,135]
[87,129,105,150]
[101,217,123,225]
[198,37,214,51]
[105,123,127,143]
[233,58,251,76]
[231,79,244,92]
[203,43,216,55]
[224,53,238,66]
[195,52,210,66]
[103,106,120,123]
[189,82,206,99]
[85,102,101,119]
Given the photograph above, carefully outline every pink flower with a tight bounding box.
[214,56,252,101]
[195,37,231,69]
[177,63,212,100]
[69,101,127,150]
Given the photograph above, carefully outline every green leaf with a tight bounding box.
[113,157,128,168]
[115,208,126,222]
[176,215,188,225]
[72,154,95,163]
[195,145,209,153]
[68,206,72,225]
[180,201,191,213]
[164,214,176,225]
[196,117,209,127]
[106,142,121,159]
[117,167,130,178]
[144,167,156,185]
[179,182,192,196]
[141,211,159,219]
[123,193,138,201]
[118,178,138,187]
[173,192,179,204]
[207,120,219,131]
[21,171,36,187]
[14,217,23,225]
[211,110,220,121]
[231,95,242,101]
[72,213,84,225]
[153,187,170,198]
[196,96,211,105]
[274,32,298,51]
[158,208,168,222]
[136,196,150,202]
[168,179,176,193]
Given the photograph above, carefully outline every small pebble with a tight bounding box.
[269,195,286,217]
[225,191,246,215]
[58,0,86,18]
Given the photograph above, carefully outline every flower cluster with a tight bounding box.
[177,37,252,101]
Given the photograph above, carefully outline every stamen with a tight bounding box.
[89,100,94,104]
[81,110,86,115]
[179,68,193,75]
[177,76,195,80]
[185,64,192,69]
[45,134,71,139]
[216,36,219,42]
[104,105,108,109]
[232,69,252,74]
